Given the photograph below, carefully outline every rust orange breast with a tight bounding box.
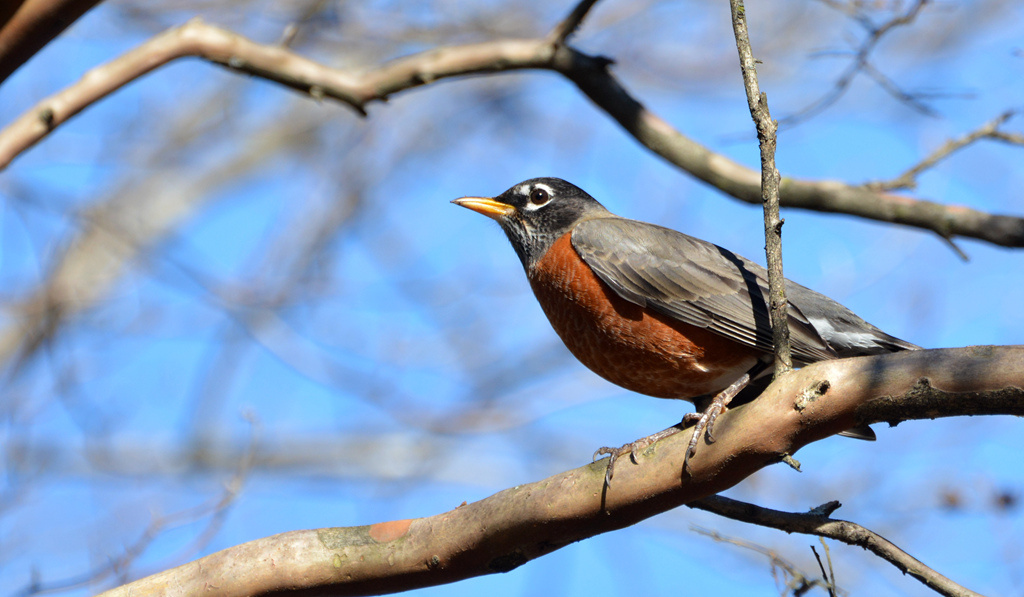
[527,232,762,400]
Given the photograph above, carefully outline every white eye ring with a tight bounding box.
[523,183,555,210]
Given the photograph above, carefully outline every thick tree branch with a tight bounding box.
[730,0,791,374]
[1,18,1022,248]
[0,0,103,84]
[690,496,983,597]
[95,346,1024,597]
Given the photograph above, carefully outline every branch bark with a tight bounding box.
[95,346,1024,597]
[729,0,792,375]
[0,0,103,84]
[2,18,1022,248]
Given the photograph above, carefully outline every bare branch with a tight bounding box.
[0,0,103,84]
[691,526,832,596]
[556,54,1024,248]
[0,17,372,168]
[810,540,838,597]
[867,110,1022,191]
[2,18,1023,250]
[990,130,1024,146]
[783,0,933,126]
[94,346,1024,596]
[729,0,792,375]
[547,0,601,45]
[0,108,320,375]
[690,495,984,597]
[13,419,256,597]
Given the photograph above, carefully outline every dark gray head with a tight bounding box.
[452,177,612,269]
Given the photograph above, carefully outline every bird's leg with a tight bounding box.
[680,372,752,473]
[681,358,772,473]
[594,360,773,486]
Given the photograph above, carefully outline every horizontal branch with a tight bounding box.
[2,19,1022,247]
[96,346,1024,597]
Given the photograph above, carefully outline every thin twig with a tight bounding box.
[991,130,1024,145]
[729,0,792,375]
[692,526,830,596]
[867,110,1021,191]
[934,232,969,263]
[781,0,932,126]
[689,495,985,597]
[11,415,257,597]
[811,541,838,597]
[547,0,602,45]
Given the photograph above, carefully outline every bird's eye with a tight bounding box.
[529,188,550,205]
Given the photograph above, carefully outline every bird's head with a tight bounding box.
[453,177,611,270]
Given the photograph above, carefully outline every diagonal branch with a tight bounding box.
[0,107,319,375]
[690,496,983,597]
[1,19,1021,249]
[691,526,834,595]
[867,110,1022,191]
[547,0,602,46]
[93,346,1023,596]
[0,0,104,84]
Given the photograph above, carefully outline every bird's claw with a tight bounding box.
[593,445,625,486]
[593,427,683,487]
[681,394,730,473]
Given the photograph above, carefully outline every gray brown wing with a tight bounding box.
[571,217,837,364]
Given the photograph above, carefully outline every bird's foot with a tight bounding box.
[680,370,754,473]
[593,425,684,487]
[594,370,758,486]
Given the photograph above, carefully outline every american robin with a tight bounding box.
[453,177,919,483]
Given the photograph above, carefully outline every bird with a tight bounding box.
[453,177,919,484]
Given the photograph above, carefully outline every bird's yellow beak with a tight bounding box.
[452,197,515,221]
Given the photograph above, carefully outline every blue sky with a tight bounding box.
[1,1,1022,596]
